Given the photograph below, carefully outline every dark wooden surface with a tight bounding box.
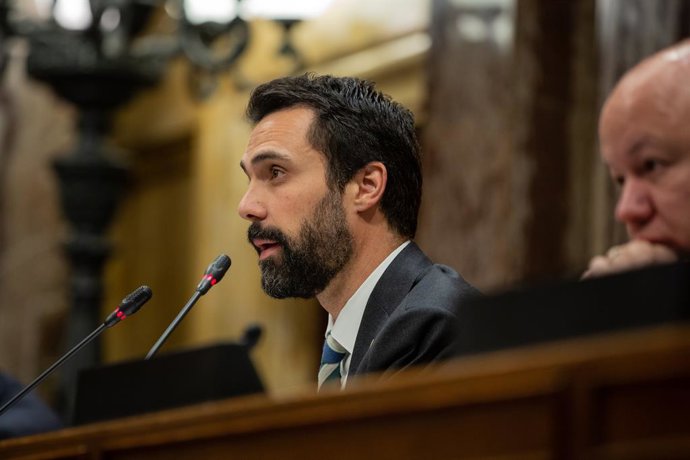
[2,325,690,459]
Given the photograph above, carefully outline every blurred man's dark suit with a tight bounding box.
[0,371,63,439]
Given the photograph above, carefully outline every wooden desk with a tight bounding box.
[2,325,690,460]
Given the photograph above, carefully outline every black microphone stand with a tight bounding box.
[0,285,151,418]
[145,254,230,360]
[145,291,202,359]
[0,325,106,417]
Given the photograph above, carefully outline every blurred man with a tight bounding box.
[584,40,690,278]
[0,371,62,439]
[238,74,478,390]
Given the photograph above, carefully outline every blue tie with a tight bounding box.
[318,332,347,390]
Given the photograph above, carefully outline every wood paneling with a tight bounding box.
[3,325,690,459]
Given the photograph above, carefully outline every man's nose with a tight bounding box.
[237,187,267,222]
[615,179,653,230]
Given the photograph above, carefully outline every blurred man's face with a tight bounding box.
[599,62,690,255]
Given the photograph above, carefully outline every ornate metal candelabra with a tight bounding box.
[0,0,305,416]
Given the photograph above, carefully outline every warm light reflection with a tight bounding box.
[241,0,335,20]
[183,0,239,25]
[53,0,92,30]
[31,0,336,30]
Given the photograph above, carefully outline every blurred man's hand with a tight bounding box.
[582,240,678,279]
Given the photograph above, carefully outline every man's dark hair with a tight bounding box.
[246,73,422,239]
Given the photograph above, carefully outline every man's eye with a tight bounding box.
[270,167,284,178]
[642,159,659,173]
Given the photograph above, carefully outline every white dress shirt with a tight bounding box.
[325,241,410,388]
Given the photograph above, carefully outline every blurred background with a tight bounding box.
[0,0,688,417]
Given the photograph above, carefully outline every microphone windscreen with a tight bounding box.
[241,323,263,350]
[206,254,232,282]
[197,254,232,294]
[120,285,153,316]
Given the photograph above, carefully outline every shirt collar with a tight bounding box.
[327,241,411,355]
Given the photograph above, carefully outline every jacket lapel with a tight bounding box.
[349,242,432,374]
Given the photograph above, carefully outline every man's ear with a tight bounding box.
[351,161,387,212]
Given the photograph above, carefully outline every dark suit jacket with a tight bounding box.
[350,242,479,378]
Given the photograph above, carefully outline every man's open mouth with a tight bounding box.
[252,239,282,260]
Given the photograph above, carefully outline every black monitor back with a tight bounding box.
[73,343,263,425]
[455,262,690,357]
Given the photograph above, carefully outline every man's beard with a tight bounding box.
[247,190,354,299]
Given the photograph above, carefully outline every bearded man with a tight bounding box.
[238,73,478,390]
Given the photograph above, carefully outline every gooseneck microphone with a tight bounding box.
[0,285,153,417]
[145,254,231,360]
